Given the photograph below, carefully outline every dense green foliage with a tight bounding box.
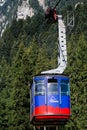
[0,4,87,130]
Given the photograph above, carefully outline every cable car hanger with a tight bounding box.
[42,0,67,75]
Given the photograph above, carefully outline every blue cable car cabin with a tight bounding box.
[30,75,71,125]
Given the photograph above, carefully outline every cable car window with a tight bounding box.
[48,79,58,94]
[61,79,70,95]
[35,80,45,95]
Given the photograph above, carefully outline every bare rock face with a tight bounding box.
[17,0,34,20]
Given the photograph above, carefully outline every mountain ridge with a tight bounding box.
[0,0,87,36]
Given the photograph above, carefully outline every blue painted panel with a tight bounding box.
[34,95,70,108]
[34,76,46,81]
[60,95,70,108]
[34,75,69,81]
[35,95,45,107]
[48,94,59,107]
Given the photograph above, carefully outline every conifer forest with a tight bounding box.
[0,3,87,130]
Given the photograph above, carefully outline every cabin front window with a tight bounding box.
[48,79,58,95]
[61,79,70,96]
[35,80,45,95]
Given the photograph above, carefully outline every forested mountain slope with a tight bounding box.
[0,0,87,36]
[0,3,87,130]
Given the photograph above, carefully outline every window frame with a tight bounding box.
[60,79,70,96]
[34,80,45,95]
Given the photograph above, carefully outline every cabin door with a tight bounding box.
[47,79,60,114]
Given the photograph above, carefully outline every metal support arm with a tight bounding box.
[41,15,67,74]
